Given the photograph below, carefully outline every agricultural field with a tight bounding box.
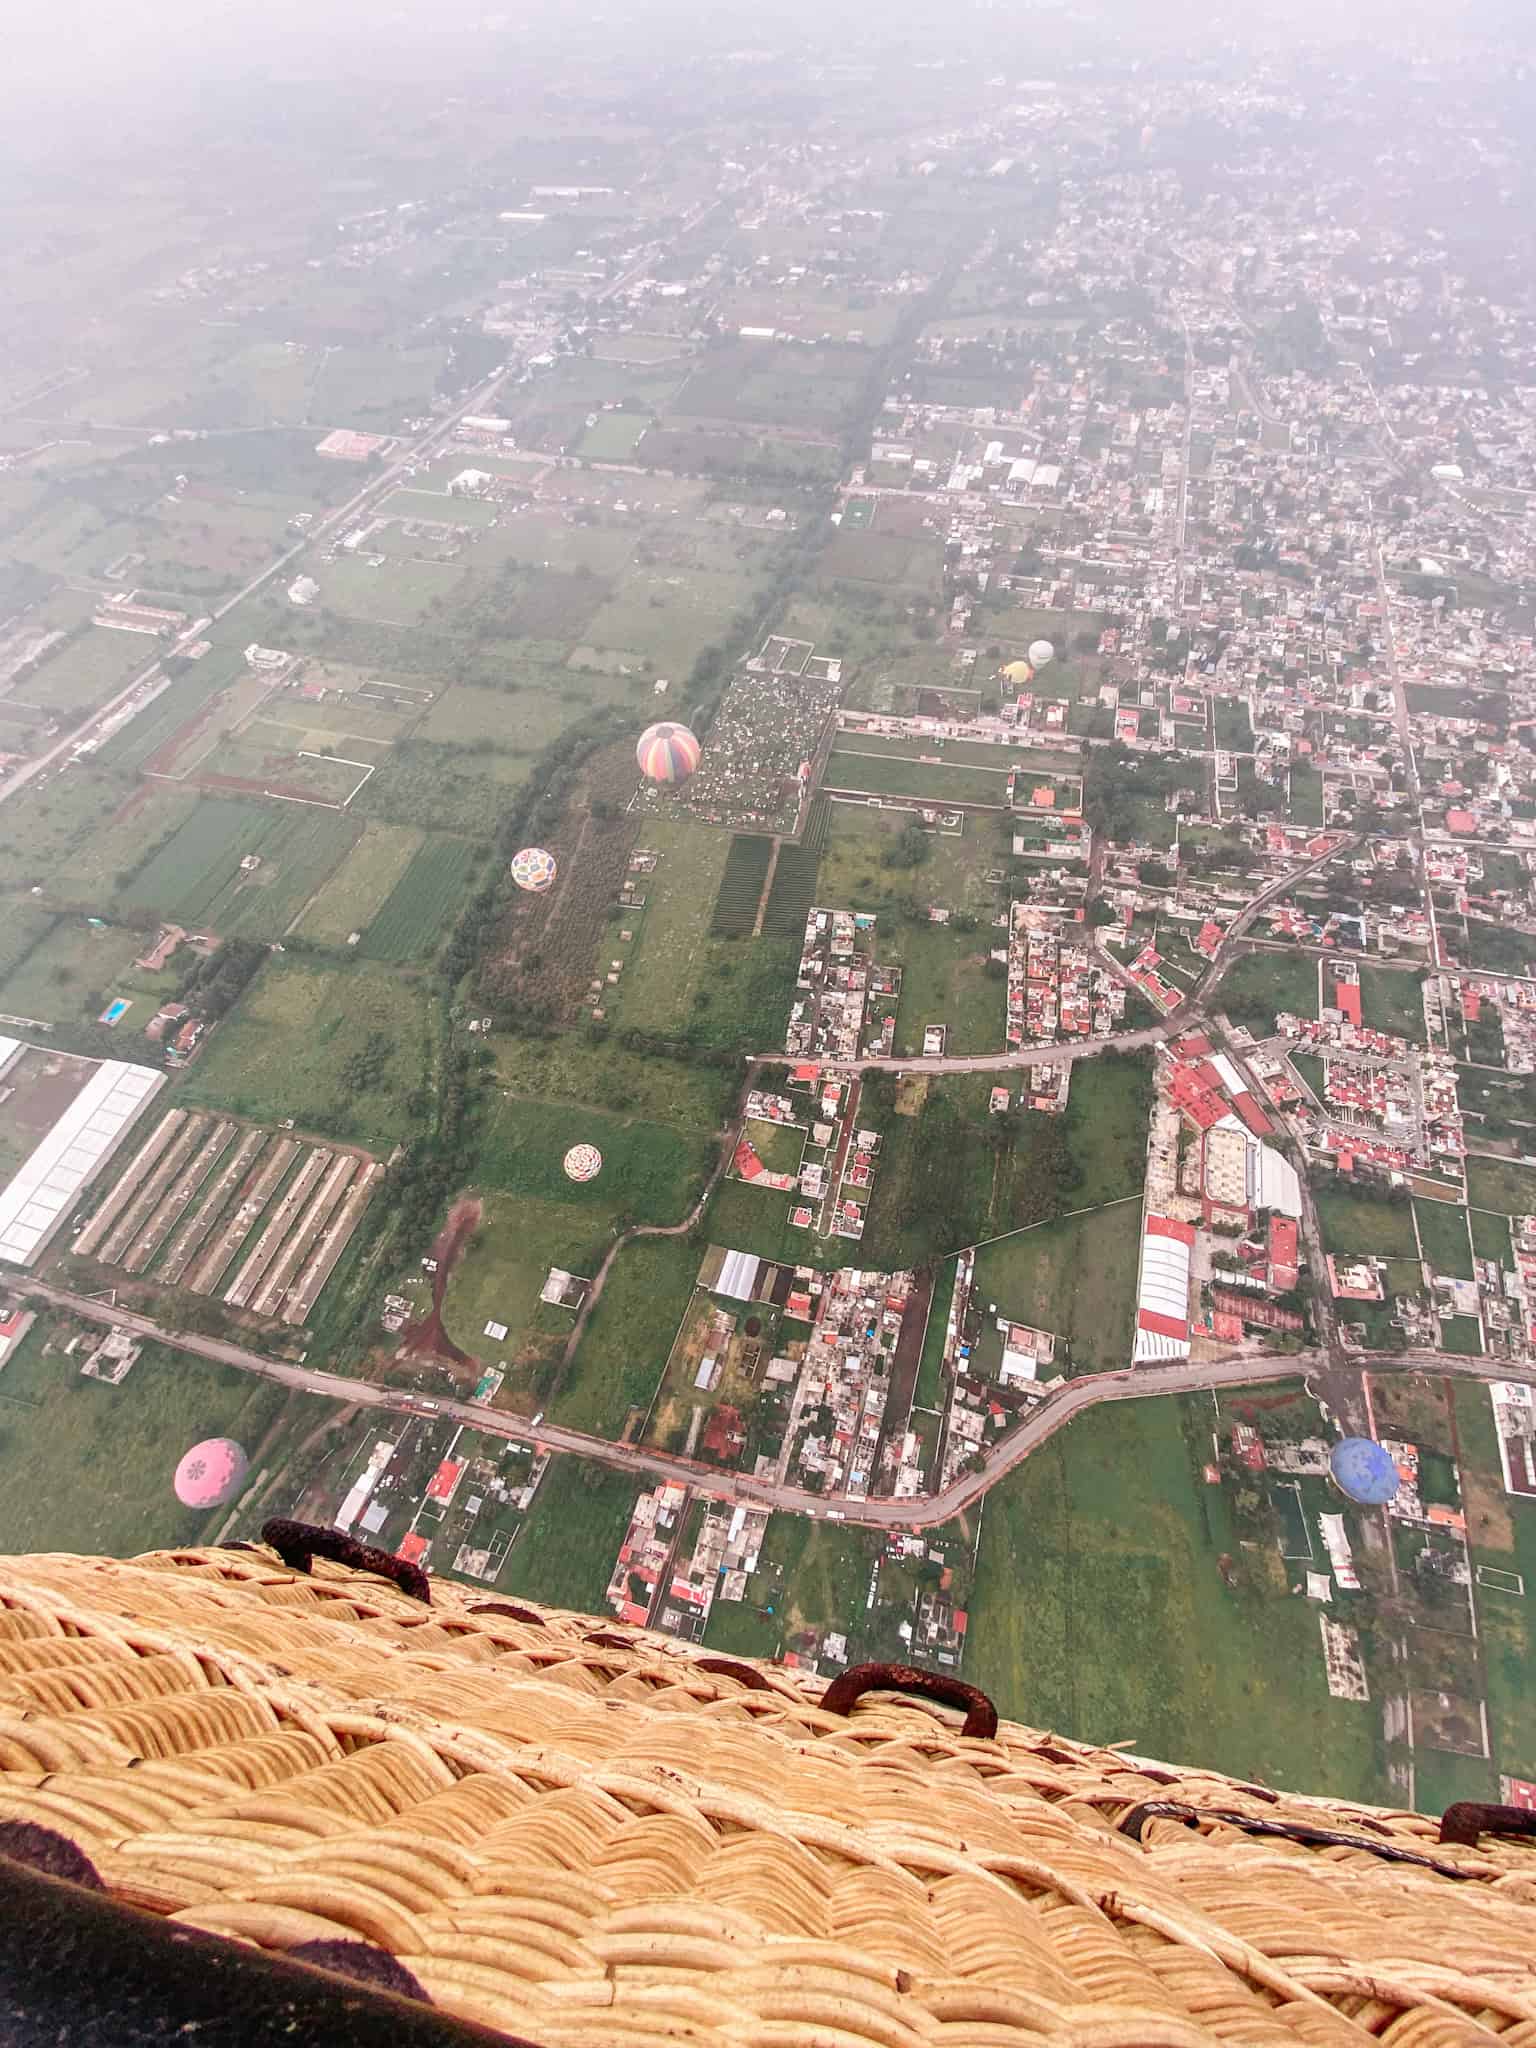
[15,624,151,717]
[708,835,774,938]
[118,797,360,938]
[473,1095,707,1226]
[0,765,136,882]
[53,784,203,903]
[971,1202,1142,1374]
[1063,1053,1155,1207]
[884,921,1003,1058]
[0,1320,294,1558]
[813,804,1012,919]
[358,834,482,962]
[496,1455,641,1616]
[966,1393,1389,1802]
[176,956,433,1148]
[1450,1384,1536,1785]
[0,896,58,988]
[295,823,423,943]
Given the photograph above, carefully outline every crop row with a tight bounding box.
[360,835,481,962]
[708,834,774,938]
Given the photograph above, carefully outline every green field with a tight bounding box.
[18,625,149,716]
[490,1031,729,1131]
[53,785,203,902]
[295,822,423,943]
[119,797,360,938]
[177,956,432,1147]
[886,921,1003,1058]
[709,835,774,938]
[1452,1383,1536,1785]
[1471,1208,1511,1263]
[1063,1053,1154,1207]
[1217,947,1320,1032]
[1413,1198,1475,1280]
[824,748,1011,806]
[474,1095,705,1225]
[1316,1184,1420,1257]
[1466,1155,1536,1217]
[440,1190,603,1385]
[496,1455,640,1615]
[966,1395,1389,1801]
[554,1235,703,1435]
[359,834,481,961]
[0,918,178,1031]
[0,896,58,988]
[1358,965,1425,1042]
[0,1323,291,1557]
[970,1202,1141,1373]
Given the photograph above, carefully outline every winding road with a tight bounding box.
[21,1275,1535,1531]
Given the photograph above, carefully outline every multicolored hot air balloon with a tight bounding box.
[636,721,700,784]
[1028,638,1056,668]
[563,1143,603,1183]
[510,846,558,894]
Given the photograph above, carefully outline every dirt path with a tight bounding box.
[398,1195,481,1367]
[750,839,781,939]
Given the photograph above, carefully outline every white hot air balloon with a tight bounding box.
[1028,638,1055,668]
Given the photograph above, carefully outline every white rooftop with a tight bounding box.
[0,1058,165,1267]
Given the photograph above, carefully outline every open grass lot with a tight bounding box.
[358,834,481,962]
[319,552,465,624]
[1471,1208,1512,1263]
[815,805,1011,919]
[891,925,1002,1057]
[1217,946,1320,1032]
[1466,1155,1536,1216]
[555,1235,703,1436]
[177,956,432,1148]
[576,412,650,460]
[441,1190,601,1386]
[0,766,133,881]
[0,896,58,986]
[824,748,1012,807]
[1451,1383,1536,1785]
[966,1395,1388,1802]
[295,822,423,943]
[1316,1184,1419,1257]
[0,1323,289,1557]
[311,344,448,428]
[703,1176,840,1271]
[1359,965,1425,1042]
[670,342,867,433]
[496,1455,639,1616]
[490,1032,731,1131]
[1063,1053,1153,1207]
[970,1202,1141,1373]
[1413,1198,1475,1280]
[119,796,361,938]
[475,1095,706,1225]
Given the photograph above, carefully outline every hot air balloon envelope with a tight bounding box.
[636,721,701,783]
[563,1143,603,1183]
[510,847,558,893]
[1028,638,1056,667]
[1329,1437,1400,1506]
[174,1439,249,1510]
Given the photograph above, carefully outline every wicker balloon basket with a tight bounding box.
[0,1531,1533,2044]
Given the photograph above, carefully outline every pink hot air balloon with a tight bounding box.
[174,1438,249,1510]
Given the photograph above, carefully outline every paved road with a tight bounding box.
[23,1277,1536,1531]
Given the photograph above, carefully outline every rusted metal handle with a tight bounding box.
[820,1662,998,1738]
[262,1519,431,1605]
[1440,1802,1536,1848]
[694,1655,777,1694]
[468,1601,546,1628]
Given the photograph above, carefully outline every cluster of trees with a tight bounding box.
[178,937,266,1020]
[1083,743,1203,840]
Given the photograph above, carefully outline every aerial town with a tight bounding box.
[0,15,1529,1831]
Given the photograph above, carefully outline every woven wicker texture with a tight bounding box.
[1,1543,1534,2046]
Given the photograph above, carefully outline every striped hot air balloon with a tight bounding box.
[510,847,557,894]
[636,721,701,784]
